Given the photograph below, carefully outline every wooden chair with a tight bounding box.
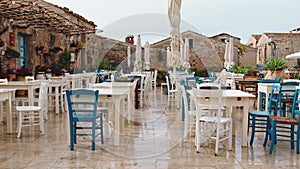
[264,88,300,154]
[66,89,104,150]
[192,87,232,156]
[16,82,48,138]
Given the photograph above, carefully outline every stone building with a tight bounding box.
[151,30,257,71]
[210,33,257,68]
[0,0,96,77]
[75,34,136,72]
[255,33,300,67]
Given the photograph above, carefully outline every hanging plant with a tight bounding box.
[5,47,20,58]
[35,45,44,54]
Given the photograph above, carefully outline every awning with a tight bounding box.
[0,0,96,35]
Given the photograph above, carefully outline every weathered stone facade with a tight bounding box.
[75,34,136,72]
[256,33,300,68]
[0,1,96,77]
[151,31,257,71]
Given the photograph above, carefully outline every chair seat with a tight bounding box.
[200,116,232,123]
[249,110,269,117]
[269,116,298,124]
[16,106,41,112]
[73,113,102,122]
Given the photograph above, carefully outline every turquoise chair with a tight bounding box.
[248,84,280,145]
[264,88,300,154]
[258,78,281,111]
[66,89,104,150]
[278,81,299,117]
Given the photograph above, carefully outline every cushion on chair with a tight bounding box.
[248,110,269,117]
[269,116,298,124]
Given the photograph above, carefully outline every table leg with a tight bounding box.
[242,98,250,147]
[113,96,121,146]
[55,86,59,115]
[6,91,13,133]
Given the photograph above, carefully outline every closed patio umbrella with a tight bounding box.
[168,0,182,69]
[166,46,171,67]
[144,41,150,70]
[133,35,142,72]
[183,38,189,63]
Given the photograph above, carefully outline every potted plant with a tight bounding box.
[264,58,287,80]
[35,45,44,54]
[16,68,32,78]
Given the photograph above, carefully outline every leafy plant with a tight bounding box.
[265,58,287,72]
[5,47,20,58]
[232,66,247,74]
[98,58,110,70]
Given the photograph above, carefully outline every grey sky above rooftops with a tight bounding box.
[45,0,300,44]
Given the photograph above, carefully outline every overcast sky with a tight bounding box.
[45,0,300,44]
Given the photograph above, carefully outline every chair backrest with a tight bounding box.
[267,84,281,115]
[38,82,49,107]
[291,89,300,120]
[191,87,224,122]
[0,78,8,84]
[153,69,158,81]
[180,85,189,117]
[185,77,196,89]
[25,76,34,81]
[165,75,171,92]
[66,89,99,120]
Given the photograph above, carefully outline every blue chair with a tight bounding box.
[258,78,281,111]
[248,84,280,145]
[66,89,104,150]
[264,89,300,154]
[278,81,299,117]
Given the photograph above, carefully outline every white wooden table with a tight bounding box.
[90,80,137,124]
[187,89,255,147]
[0,89,15,133]
[0,80,42,106]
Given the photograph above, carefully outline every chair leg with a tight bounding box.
[70,125,74,151]
[92,121,96,151]
[39,111,45,134]
[228,121,232,151]
[263,118,270,147]
[100,115,104,144]
[250,115,256,146]
[291,124,295,150]
[215,128,219,156]
[17,111,23,138]
[269,120,276,154]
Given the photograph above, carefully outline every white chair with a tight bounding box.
[151,69,158,91]
[192,87,232,156]
[16,82,49,138]
[180,85,196,141]
[166,75,178,107]
[138,75,150,107]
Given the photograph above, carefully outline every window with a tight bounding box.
[189,39,193,49]
[183,38,194,49]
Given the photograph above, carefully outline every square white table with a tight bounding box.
[187,89,255,147]
[90,80,137,124]
[0,80,42,106]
